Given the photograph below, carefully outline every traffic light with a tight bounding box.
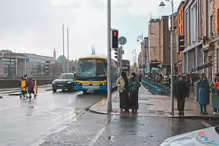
[112,29,119,49]
[114,48,118,59]
[178,35,185,52]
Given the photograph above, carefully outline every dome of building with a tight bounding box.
[57,55,67,62]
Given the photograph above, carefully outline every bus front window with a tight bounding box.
[77,59,106,80]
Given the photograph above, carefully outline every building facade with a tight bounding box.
[148,16,170,73]
[140,37,149,69]
[138,52,142,67]
[183,0,204,74]
[0,49,77,77]
[202,0,219,81]
[180,0,219,81]
[174,1,185,74]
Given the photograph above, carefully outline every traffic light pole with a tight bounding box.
[107,0,112,113]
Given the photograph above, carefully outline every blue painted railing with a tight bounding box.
[142,80,170,95]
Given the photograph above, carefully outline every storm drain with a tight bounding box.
[146,103,153,106]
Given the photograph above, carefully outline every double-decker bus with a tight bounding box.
[75,55,119,93]
[122,59,130,75]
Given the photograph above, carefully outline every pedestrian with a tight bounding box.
[116,71,129,112]
[20,76,27,99]
[26,78,36,101]
[185,74,192,98]
[138,71,142,82]
[210,73,219,115]
[128,72,141,113]
[197,73,210,114]
[175,75,187,115]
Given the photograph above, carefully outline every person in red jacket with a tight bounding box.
[27,78,36,101]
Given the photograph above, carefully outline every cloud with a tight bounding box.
[0,0,182,62]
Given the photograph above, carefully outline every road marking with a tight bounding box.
[0,106,21,111]
[88,127,106,146]
[201,121,212,128]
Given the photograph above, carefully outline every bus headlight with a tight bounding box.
[102,82,107,85]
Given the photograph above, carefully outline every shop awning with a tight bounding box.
[189,63,213,73]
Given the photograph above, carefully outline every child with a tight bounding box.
[34,80,38,98]
[20,76,27,99]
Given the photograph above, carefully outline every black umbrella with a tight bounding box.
[196,63,213,71]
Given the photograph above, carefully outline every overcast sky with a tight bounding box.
[0,0,182,64]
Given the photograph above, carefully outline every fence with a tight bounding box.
[142,77,170,95]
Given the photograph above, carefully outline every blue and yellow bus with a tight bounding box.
[75,55,119,93]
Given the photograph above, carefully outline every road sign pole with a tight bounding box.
[107,0,112,113]
[120,46,123,73]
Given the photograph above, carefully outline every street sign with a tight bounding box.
[119,36,127,45]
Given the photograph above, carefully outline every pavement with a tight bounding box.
[89,85,219,119]
[40,112,219,146]
[0,89,105,146]
[1,86,219,146]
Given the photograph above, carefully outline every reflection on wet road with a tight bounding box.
[40,112,219,146]
[0,90,105,146]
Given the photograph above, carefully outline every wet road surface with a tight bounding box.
[0,89,105,146]
[40,112,219,146]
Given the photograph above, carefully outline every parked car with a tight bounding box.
[52,73,76,92]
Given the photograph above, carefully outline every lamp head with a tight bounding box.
[159,1,165,7]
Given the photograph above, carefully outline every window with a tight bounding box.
[210,15,213,35]
[58,73,74,79]
[4,67,8,74]
[77,59,106,80]
[217,49,219,73]
[217,9,219,34]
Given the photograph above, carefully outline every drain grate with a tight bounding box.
[147,110,165,115]
[146,103,153,106]
[147,110,156,114]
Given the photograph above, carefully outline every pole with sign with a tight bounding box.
[118,36,127,73]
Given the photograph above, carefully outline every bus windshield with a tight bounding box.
[77,59,106,80]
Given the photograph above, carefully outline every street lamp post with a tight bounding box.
[159,0,175,116]
[62,24,65,73]
[67,27,70,73]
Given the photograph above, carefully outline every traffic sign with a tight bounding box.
[119,36,127,45]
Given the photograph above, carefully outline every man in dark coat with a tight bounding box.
[175,75,187,115]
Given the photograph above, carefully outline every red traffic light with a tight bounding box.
[113,31,117,37]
